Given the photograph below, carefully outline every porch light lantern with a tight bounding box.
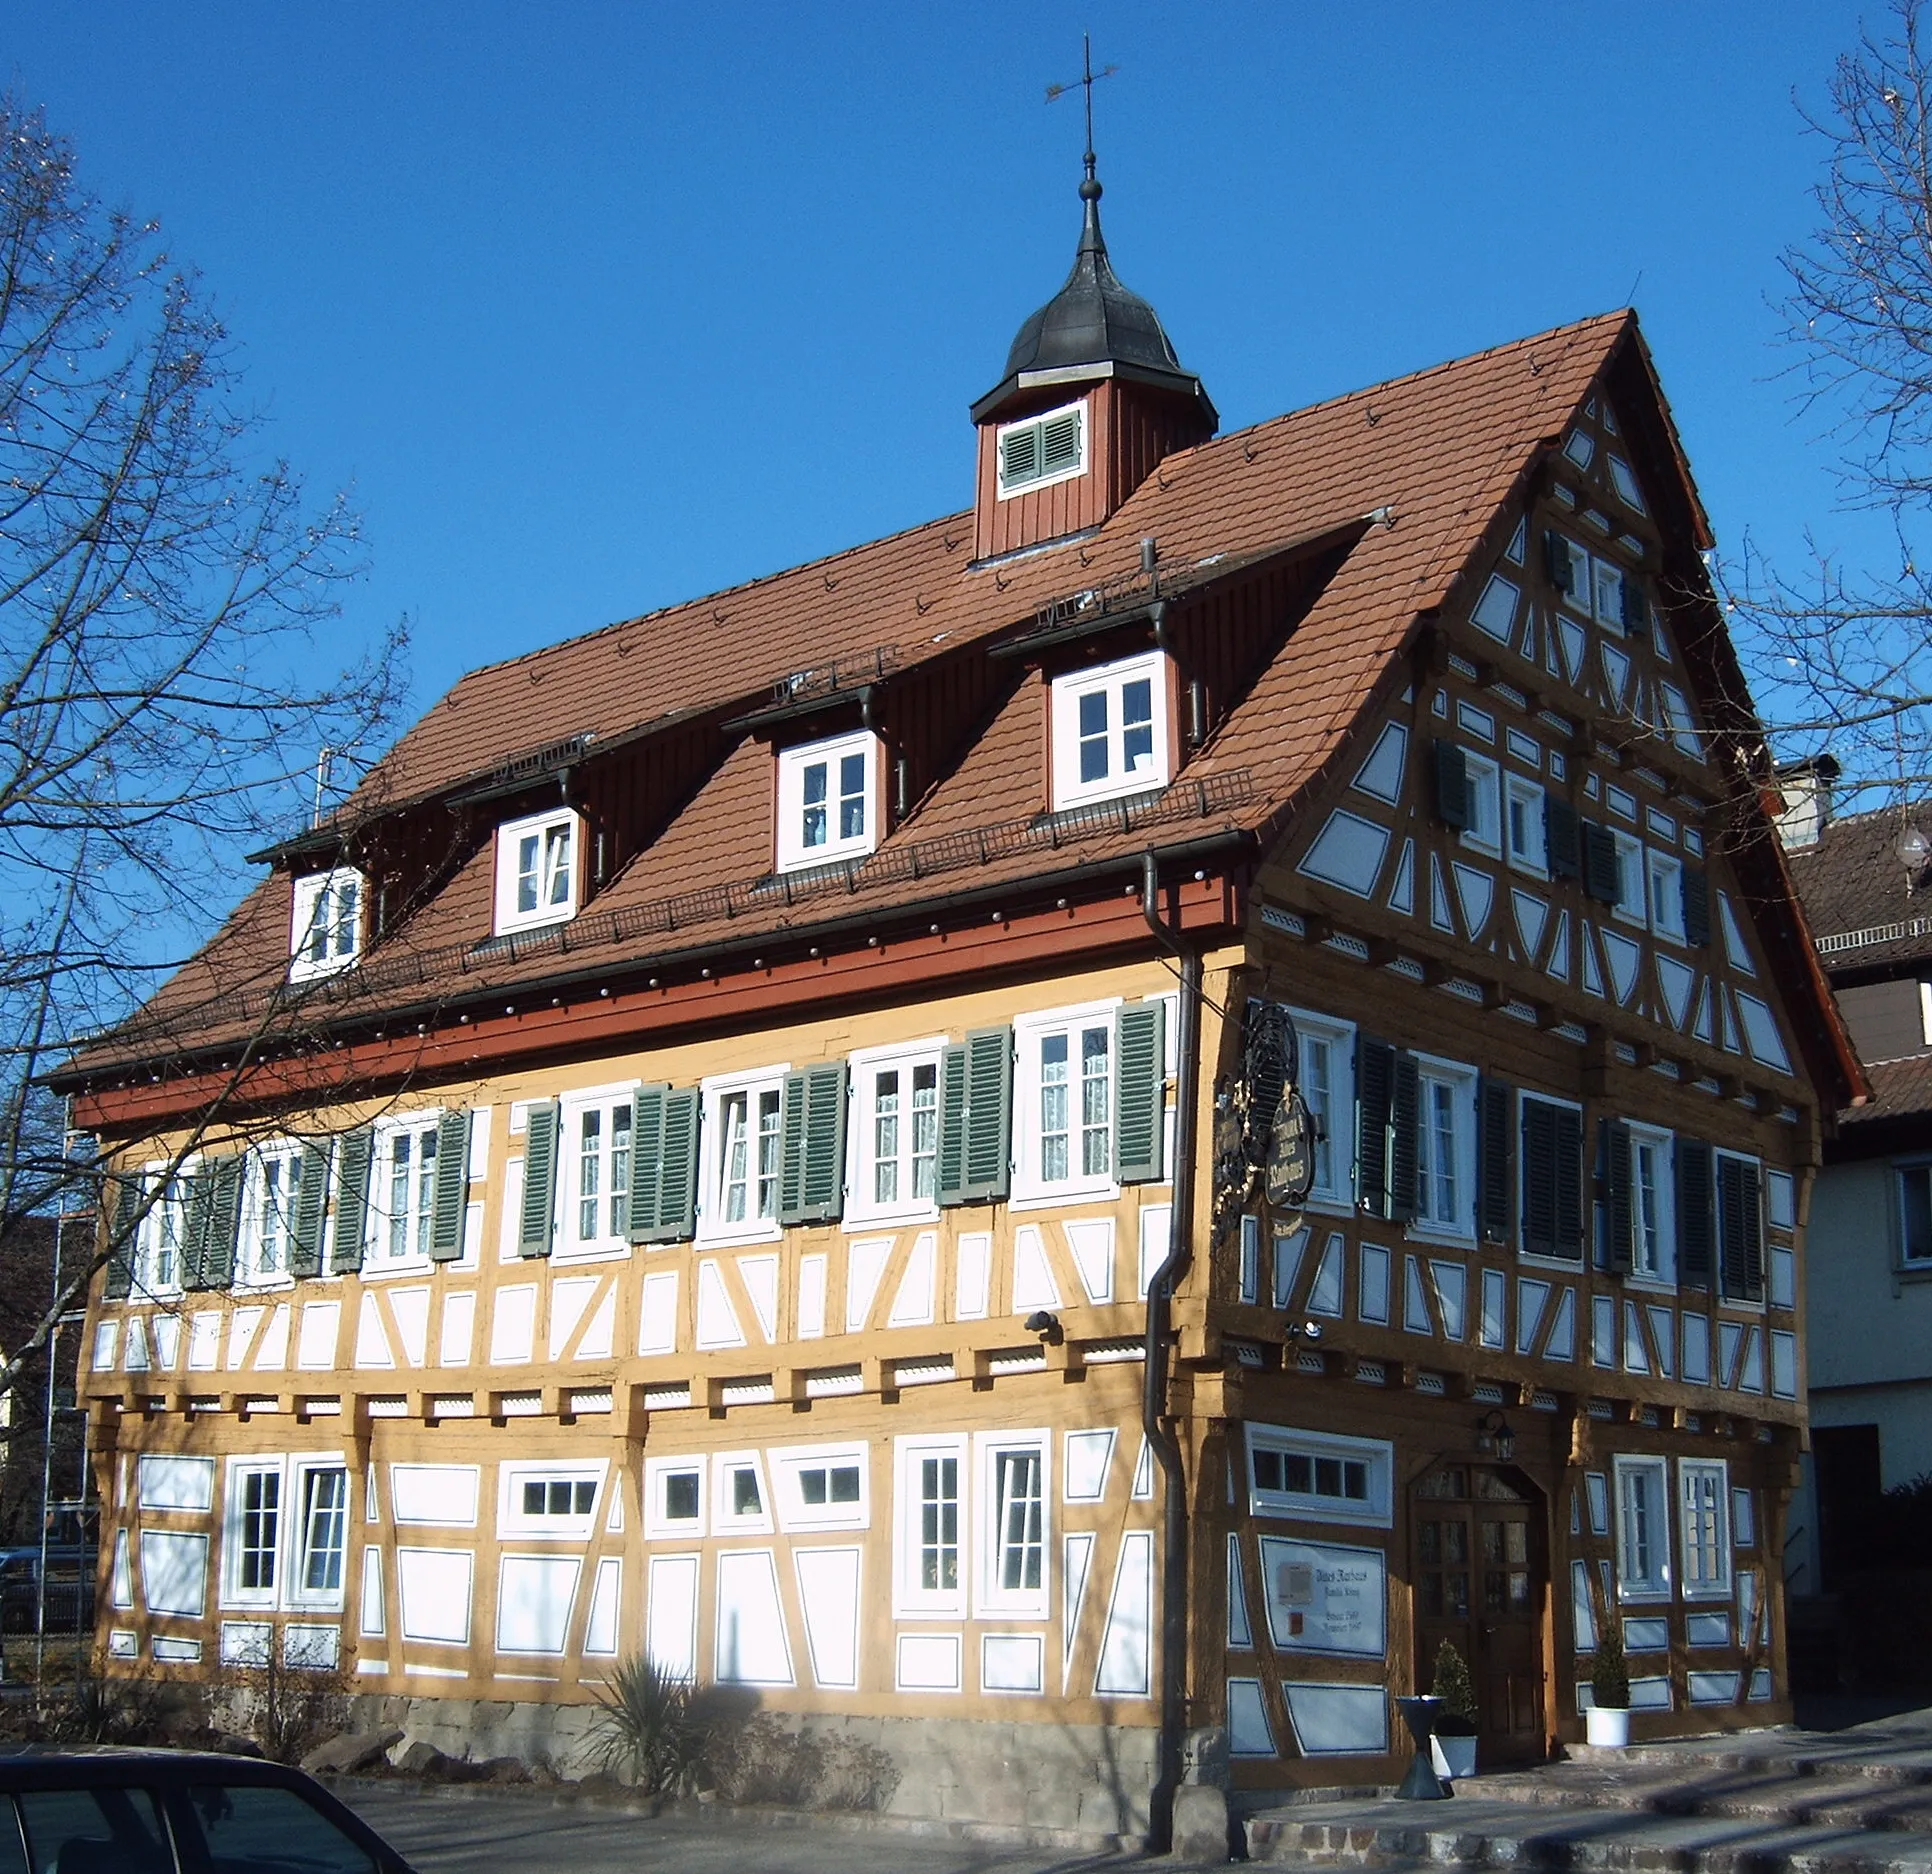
[1474,1409,1515,1462]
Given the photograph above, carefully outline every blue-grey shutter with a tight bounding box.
[289,1144,332,1279]
[1356,1038,1395,1220]
[101,1176,134,1299]
[1552,1105,1584,1261]
[1521,1101,1558,1257]
[1620,578,1649,635]
[651,1087,701,1243]
[1602,1119,1634,1274]
[519,1102,558,1258]
[200,1155,243,1291]
[1388,1051,1420,1225]
[627,1083,667,1242]
[962,1027,1013,1203]
[1478,1079,1512,1243]
[1546,796,1581,881]
[1543,530,1575,595]
[329,1129,373,1275]
[1582,821,1620,905]
[1433,740,1470,831]
[1719,1155,1764,1302]
[1114,1002,1166,1185]
[938,1043,969,1206]
[429,1111,473,1262]
[1682,866,1712,948]
[779,1064,847,1226]
[1677,1138,1715,1290]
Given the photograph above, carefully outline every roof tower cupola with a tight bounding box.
[970,75,1216,563]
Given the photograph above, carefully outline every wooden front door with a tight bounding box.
[1412,1463,1546,1765]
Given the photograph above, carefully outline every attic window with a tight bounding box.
[494,807,580,935]
[288,868,363,982]
[997,400,1087,499]
[1049,649,1171,811]
[776,730,880,873]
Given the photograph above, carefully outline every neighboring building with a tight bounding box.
[1778,780,1932,1615]
[57,162,1859,1833]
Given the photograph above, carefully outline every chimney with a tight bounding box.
[1771,754,1840,850]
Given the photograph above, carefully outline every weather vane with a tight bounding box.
[1045,34,1118,178]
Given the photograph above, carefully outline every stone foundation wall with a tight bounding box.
[341,1693,1158,1839]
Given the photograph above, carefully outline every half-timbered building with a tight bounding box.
[59,163,1861,1838]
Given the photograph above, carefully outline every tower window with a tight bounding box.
[996,400,1087,498]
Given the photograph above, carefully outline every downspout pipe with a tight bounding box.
[1141,848,1202,1852]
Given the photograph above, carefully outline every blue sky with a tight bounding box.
[4,1,1888,764]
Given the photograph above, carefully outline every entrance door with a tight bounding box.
[1412,1464,1546,1765]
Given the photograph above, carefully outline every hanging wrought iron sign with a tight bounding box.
[1265,1085,1315,1211]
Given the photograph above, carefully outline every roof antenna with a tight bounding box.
[1046,33,1119,202]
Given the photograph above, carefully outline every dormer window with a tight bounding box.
[776,730,879,873]
[494,807,579,934]
[996,400,1087,498]
[1050,650,1171,811]
[288,868,363,982]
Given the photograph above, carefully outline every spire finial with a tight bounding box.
[1046,34,1118,204]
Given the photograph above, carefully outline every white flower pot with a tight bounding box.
[1430,1734,1478,1780]
[1585,1705,1630,1748]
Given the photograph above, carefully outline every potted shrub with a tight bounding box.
[1585,1622,1631,1747]
[1427,1639,1479,1780]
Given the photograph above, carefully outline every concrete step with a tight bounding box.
[1465,1766,1932,1829]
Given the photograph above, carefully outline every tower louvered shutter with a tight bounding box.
[1719,1154,1764,1302]
[1433,740,1470,831]
[1682,866,1712,948]
[1546,796,1581,881]
[779,1064,848,1225]
[101,1175,134,1299]
[200,1155,243,1291]
[1388,1051,1420,1224]
[1478,1079,1513,1242]
[940,1028,1011,1206]
[1582,821,1620,904]
[1676,1138,1715,1289]
[429,1110,474,1261]
[1356,1038,1395,1219]
[519,1102,558,1258]
[1602,1119,1635,1274]
[289,1143,332,1278]
[1040,408,1083,476]
[1114,1001,1166,1185]
[1000,426,1038,488]
[329,1128,373,1275]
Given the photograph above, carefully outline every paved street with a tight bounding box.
[330,1782,1171,1874]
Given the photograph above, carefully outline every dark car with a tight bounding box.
[0,1748,418,1873]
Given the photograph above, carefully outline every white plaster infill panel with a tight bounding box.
[388,1288,430,1368]
[646,1554,700,1681]
[296,1302,340,1371]
[584,1557,622,1657]
[1228,1678,1277,1756]
[739,1255,781,1342]
[1227,1534,1252,1649]
[982,1632,1044,1695]
[1011,1225,1062,1313]
[714,1550,793,1687]
[1063,1218,1115,1305]
[696,1260,746,1349]
[638,1269,679,1355]
[1298,811,1391,898]
[389,1465,480,1528]
[226,1308,264,1371]
[886,1234,935,1327]
[794,1547,862,1690]
[547,1277,599,1361]
[138,1455,214,1512]
[1736,993,1793,1074]
[955,1232,991,1320]
[139,1530,208,1618]
[1352,722,1409,801]
[1063,1429,1115,1504]
[1095,1530,1154,1697]
[439,1293,475,1367]
[845,1238,891,1333]
[396,1548,473,1646]
[1282,1682,1387,1756]
[896,1631,961,1693]
[489,1285,537,1365]
[353,1293,393,1370]
[496,1554,581,1655]
[253,1304,290,1370]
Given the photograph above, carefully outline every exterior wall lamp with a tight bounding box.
[1474,1409,1515,1462]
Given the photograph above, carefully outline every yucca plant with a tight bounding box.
[586,1654,707,1793]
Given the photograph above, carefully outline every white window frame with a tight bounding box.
[288,867,364,982]
[1012,1000,1121,1207]
[1049,650,1171,811]
[776,730,881,873]
[695,1067,788,1247]
[1678,1458,1732,1599]
[845,1039,946,1227]
[995,397,1088,498]
[1504,773,1547,876]
[221,1457,285,1610]
[1556,536,1593,617]
[1245,1424,1393,1528]
[492,807,581,936]
[1611,829,1646,926]
[894,1433,968,1619]
[135,1162,187,1298]
[975,1431,1051,1619]
[1628,1123,1677,1287]
[1613,1454,1672,1601]
[498,1459,606,1542]
[1648,849,1685,944]
[1592,558,1627,636]
[770,1442,870,1533]
[713,1451,774,1536]
[643,1456,706,1540]
[1898,1161,1932,1265]
[1292,1010,1356,1213]
[557,1082,638,1260]
[236,1143,305,1289]
[364,1111,444,1274]
[1458,751,1502,857]
[1411,1055,1478,1243]
[285,1459,351,1612]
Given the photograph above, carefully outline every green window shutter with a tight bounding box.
[1551,1105,1584,1261]
[1718,1155,1764,1302]
[1114,1002,1166,1185]
[289,1143,332,1279]
[1739,1159,1765,1301]
[1582,821,1620,905]
[181,1171,210,1291]
[1620,579,1649,635]
[519,1102,559,1258]
[329,1129,373,1275]
[1602,1119,1634,1275]
[938,1043,969,1206]
[203,1155,244,1291]
[1520,1100,1557,1256]
[429,1110,474,1262]
[1388,1051,1420,1224]
[777,1062,848,1226]
[1356,1038,1395,1220]
[961,1026,1013,1204]
[1682,866,1712,948]
[1545,796,1581,882]
[649,1087,701,1244]
[1677,1138,1715,1290]
[101,1175,134,1299]
[1477,1079,1513,1243]
[1432,740,1470,831]
[627,1083,668,1242]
